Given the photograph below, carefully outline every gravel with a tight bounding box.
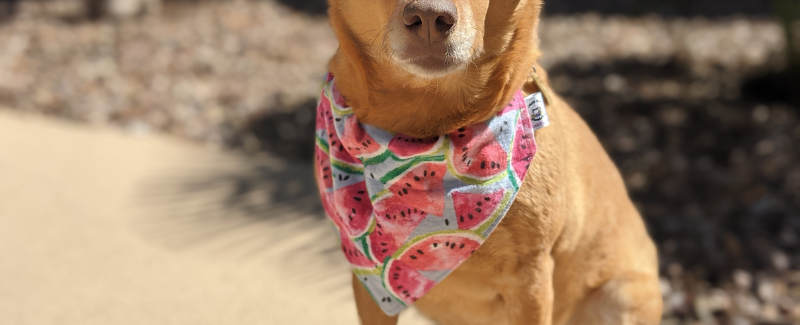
[0,1,798,323]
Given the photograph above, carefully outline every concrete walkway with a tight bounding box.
[0,111,432,325]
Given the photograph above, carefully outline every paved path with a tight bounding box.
[0,111,432,325]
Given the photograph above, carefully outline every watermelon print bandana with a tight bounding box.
[314,73,547,316]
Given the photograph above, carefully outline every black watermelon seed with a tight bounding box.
[401,211,405,217]
[344,175,350,180]
[353,196,361,201]
[387,297,391,302]
[462,147,468,152]
[403,290,409,294]
[423,170,427,176]
[382,298,387,302]
[471,250,475,254]
[402,188,408,194]
[460,216,464,222]
[521,145,526,149]
[396,266,401,270]
[338,175,342,181]
[414,176,421,181]
[417,249,424,254]
[323,175,328,179]
[445,219,449,226]
[381,243,387,246]
[398,191,403,196]
[445,242,449,246]
[362,142,367,147]
[458,128,465,132]
[433,243,438,247]
[382,249,388,253]
[468,214,473,219]
[357,191,365,194]
[323,167,329,171]
[339,145,344,151]
[477,201,482,206]
[406,183,412,188]
[491,162,496,168]
[450,243,456,249]
[370,173,375,178]
[348,215,353,221]
[480,161,486,169]
[430,171,435,176]
[331,140,337,146]
[484,197,490,201]
[458,134,465,138]
[397,285,403,289]
[476,208,482,213]
[410,255,417,259]
[335,118,341,121]
[367,140,372,144]
[460,243,465,249]
[376,223,382,228]
[385,214,391,219]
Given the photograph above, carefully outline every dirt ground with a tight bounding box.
[1,0,799,324]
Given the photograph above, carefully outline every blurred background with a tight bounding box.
[0,0,798,324]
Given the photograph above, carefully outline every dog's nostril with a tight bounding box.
[435,16,454,32]
[402,0,458,41]
[406,15,423,28]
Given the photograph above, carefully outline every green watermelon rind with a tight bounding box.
[316,135,330,154]
[362,150,394,166]
[331,160,364,175]
[353,266,383,276]
[369,189,392,202]
[444,140,510,185]
[378,155,446,184]
[363,145,446,167]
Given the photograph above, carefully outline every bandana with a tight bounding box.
[314,73,549,316]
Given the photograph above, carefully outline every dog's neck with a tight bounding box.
[327,13,541,138]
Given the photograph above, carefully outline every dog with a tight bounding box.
[319,0,663,323]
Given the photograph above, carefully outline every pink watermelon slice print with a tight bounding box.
[340,115,384,159]
[330,82,348,108]
[511,112,535,182]
[386,162,446,216]
[384,259,436,304]
[395,232,481,271]
[448,123,508,182]
[333,182,373,237]
[324,105,360,165]
[340,230,377,268]
[388,134,444,158]
[315,146,332,191]
[369,196,429,263]
[452,189,505,230]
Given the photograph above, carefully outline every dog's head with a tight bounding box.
[327,0,543,137]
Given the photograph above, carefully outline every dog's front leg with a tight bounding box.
[352,273,399,325]
[507,253,554,325]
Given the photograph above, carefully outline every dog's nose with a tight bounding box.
[403,0,458,44]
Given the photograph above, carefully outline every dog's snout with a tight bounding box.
[402,0,458,44]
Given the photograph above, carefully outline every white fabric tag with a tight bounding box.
[524,92,550,131]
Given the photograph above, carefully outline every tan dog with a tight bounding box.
[325,0,663,323]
